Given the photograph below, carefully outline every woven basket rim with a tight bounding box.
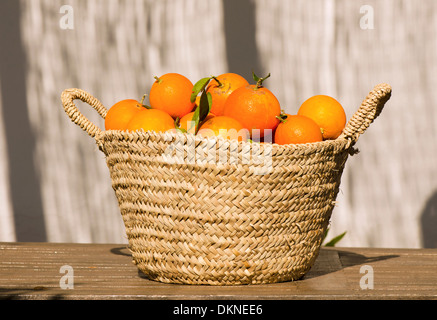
[96,129,354,152]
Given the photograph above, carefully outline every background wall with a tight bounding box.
[0,0,436,248]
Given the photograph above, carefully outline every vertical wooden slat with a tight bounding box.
[0,81,15,242]
[254,0,437,248]
[16,0,227,243]
[0,0,46,242]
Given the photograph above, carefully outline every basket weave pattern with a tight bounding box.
[61,83,392,285]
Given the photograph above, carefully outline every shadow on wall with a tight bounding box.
[421,190,437,248]
[222,0,263,79]
[0,0,46,241]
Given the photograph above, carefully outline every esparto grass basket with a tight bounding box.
[61,83,392,285]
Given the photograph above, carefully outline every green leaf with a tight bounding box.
[324,231,347,247]
[191,108,200,131]
[252,70,261,83]
[191,77,212,103]
[207,91,212,109]
[323,228,330,242]
[192,91,212,134]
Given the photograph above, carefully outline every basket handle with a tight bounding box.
[339,83,392,144]
[61,88,108,138]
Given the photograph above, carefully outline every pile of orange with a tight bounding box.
[104,72,347,145]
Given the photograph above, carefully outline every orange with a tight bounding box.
[149,73,195,119]
[105,99,143,130]
[274,114,323,145]
[223,84,281,138]
[297,95,346,140]
[206,73,249,116]
[125,109,175,133]
[179,111,215,134]
[197,116,249,142]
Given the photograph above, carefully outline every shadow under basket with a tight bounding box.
[61,83,392,285]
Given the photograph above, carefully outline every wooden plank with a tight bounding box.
[0,242,436,300]
[334,247,437,299]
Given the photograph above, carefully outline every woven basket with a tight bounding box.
[61,83,391,285]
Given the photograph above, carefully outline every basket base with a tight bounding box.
[135,262,310,286]
[130,248,321,286]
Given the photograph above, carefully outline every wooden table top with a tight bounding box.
[0,242,436,300]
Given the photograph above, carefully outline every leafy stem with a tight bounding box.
[276,112,288,123]
[190,76,214,134]
[190,77,212,103]
[192,91,212,134]
[174,117,187,133]
[139,93,151,109]
[211,75,223,88]
[154,76,162,84]
[252,71,271,89]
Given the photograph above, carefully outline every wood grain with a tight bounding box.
[0,242,436,300]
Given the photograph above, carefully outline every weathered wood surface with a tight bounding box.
[0,242,436,300]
